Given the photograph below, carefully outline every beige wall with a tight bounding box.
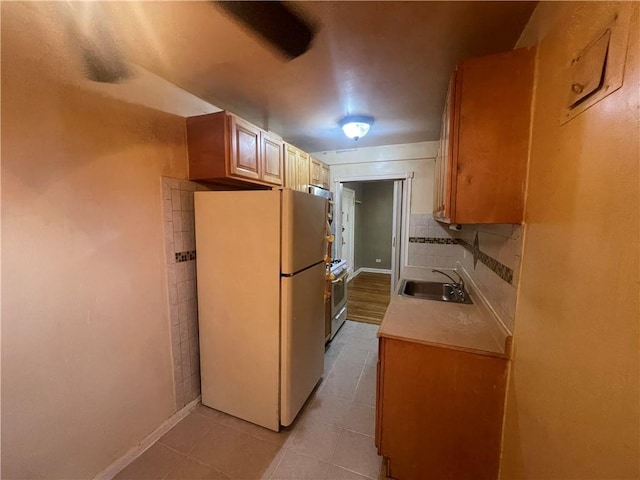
[501,2,639,478]
[1,3,188,478]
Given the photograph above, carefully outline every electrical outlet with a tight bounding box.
[375,258,382,263]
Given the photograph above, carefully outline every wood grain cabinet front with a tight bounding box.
[320,163,330,189]
[284,143,314,193]
[434,47,535,224]
[310,157,331,190]
[186,111,283,187]
[376,337,509,480]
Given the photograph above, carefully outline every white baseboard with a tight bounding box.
[352,267,392,279]
[94,396,201,480]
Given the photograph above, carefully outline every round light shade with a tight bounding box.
[340,115,374,140]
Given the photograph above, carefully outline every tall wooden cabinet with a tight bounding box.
[187,111,283,187]
[434,47,535,224]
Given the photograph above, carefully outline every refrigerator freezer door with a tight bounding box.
[281,189,327,275]
[280,262,326,426]
[195,190,281,431]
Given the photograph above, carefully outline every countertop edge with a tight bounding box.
[377,331,510,360]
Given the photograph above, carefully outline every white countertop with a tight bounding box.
[377,266,512,358]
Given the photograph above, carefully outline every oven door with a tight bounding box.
[331,270,348,317]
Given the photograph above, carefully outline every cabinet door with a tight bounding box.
[309,158,322,187]
[434,74,456,221]
[228,115,261,181]
[284,144,299,189]
[261,131,284,186]
[321,164,330,189]
[297,151,310,192]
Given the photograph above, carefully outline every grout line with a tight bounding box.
[160,443,227,476]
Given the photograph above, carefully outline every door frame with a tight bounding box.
[333,172,413,293]
[341,187,356,277]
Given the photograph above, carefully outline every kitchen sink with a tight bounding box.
[400,280,473,304]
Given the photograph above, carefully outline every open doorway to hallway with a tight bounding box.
[340,180,397,325]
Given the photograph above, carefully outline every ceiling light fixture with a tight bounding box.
[340,115,374,140]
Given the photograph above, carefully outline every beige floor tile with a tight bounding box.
[323,464,371,479]
[351,323,380,341]
[338,321,357,336]
[288,419,342,462]
[326,339,346,357]
[164,454,230,479]
[271,451,330,480]
[215,410,293,448]
[341,403,376,437]
[319,366,363,400]
[330,430,382,479]
[334,346,369,370]
[114,444,181,480]
[304,394,351,426]
[258,448,288,480]
[188,424,248,472]
[353,372,376,407]
[365,349,378,369]
[194,404,229,422]
[339,334,376,351]
[222,434,281,479]
[159,412,213,454]
[195,404,293,448]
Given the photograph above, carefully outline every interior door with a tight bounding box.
[341,187,355,276]
[280,262,325,426]
[390,181,404,293]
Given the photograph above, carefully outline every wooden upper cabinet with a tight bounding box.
[260,130,284,186]
[310,157,322,187]
[434,47,535,224]
[186,111,283,187]
[229,115,260,181]
[297,151,310,192]
[283,143,312,193]
[320,164,330,189]
[284,144,299,190]
[310,157,330,190]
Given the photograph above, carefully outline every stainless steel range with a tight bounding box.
[329,258,348,339]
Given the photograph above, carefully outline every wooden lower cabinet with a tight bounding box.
[376,337,508,480]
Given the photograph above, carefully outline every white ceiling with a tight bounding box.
[4,1,536,153]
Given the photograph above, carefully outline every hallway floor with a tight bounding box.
[346,273,391,325]
[114,321,384,480]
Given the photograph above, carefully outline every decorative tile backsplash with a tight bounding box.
[407,214,522,332]
[175,250,197,263]
[409,237,458,244]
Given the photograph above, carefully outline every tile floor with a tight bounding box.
[114,321,384,480]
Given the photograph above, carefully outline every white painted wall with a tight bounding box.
[314,141,437,215]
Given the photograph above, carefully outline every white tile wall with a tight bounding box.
[407,214,460,269]
[161,177,214,409]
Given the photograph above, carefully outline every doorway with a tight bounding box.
[337,177,408,294]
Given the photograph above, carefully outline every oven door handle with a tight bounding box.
[332,271,349,284]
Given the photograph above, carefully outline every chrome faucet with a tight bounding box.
[432,269,464,290]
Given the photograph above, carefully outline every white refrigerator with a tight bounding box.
[194,189,327,431]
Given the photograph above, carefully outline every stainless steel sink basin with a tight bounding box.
[400,280,473,304]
